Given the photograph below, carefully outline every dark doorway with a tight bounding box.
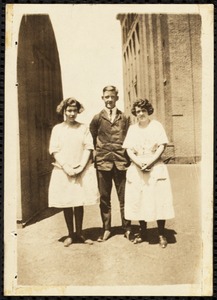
[17,14,63,224]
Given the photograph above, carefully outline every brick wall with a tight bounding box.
[117,13,201,163]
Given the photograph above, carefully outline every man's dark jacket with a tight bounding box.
[89,109,130,171]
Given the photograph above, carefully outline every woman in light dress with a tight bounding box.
[48,97,99,247]
[122,99,175,248]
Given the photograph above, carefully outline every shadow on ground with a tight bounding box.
[24,207,62,227]
[57,225,177,245]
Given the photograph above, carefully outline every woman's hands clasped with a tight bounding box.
[126,149,152,172]
[134,157,152,172]
[141,163,151,172]
[62,164,84,177]
[72,165,84,176]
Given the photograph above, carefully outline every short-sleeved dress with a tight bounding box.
[48,121,99,208]
[122,120,175,222]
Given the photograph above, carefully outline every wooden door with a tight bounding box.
[17,15,63,224]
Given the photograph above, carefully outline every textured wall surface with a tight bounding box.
[17,15,63,223]
[167,14,201,163]
[118,13,201,163]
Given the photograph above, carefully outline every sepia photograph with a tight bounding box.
[4,3,213,296]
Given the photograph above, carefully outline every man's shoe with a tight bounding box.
[64,236,73,247]
[75,234,94,245]
[97,230,111,242]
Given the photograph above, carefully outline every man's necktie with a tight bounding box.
[109,109,112,122]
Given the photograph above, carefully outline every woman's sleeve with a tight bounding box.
[83,126,94,150]
[122,126,135,150]
[49,125,61,155]
[156,122,169,146]
[89,115,98,148]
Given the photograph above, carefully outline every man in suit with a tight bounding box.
[90,85,132,242]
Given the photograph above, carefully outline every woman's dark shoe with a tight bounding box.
[64,236,73,247]
[133,232,146,244]
[124,230,134,242]
[159,235,167,248]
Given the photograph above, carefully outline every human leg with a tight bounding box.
[97,170,113,241]
[133,221,147,244]
[63,208,74,247]
[157,219,165,235]
[157,219,167,248]
[113,166,131,235]
[97,170,113,231]
[139,220,147,238]
[74,206,84,236]
[74,206,93,244]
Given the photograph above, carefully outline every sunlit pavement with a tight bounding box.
[17,164,201,287]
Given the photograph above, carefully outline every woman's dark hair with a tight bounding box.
[56,97,84,115]
[131,99,154,116]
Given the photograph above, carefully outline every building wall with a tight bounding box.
[167,14,201,163]
[117,13,201,163]
[17,15,63,224]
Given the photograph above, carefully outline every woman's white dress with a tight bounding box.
[122,120,175,222]
[48,122,99,208]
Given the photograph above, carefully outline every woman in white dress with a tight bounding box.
[48,97,99,247]
[122,99,175,248]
